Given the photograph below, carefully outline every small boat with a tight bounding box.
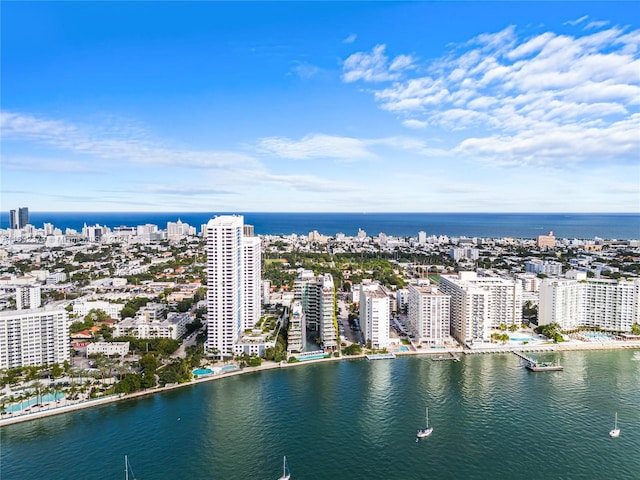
[609,412,620,438]
[277,455,291,480]
[416,407,433,438]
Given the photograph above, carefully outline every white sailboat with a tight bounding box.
[609,412,620,438]
[416,407,433,438]
[277,455,291,480]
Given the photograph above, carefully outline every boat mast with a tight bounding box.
[125,455,128,480]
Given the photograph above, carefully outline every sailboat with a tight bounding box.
[416,407,433,438]
[124,455,138,480]
[277,456,291,480]
[609,412,620,438]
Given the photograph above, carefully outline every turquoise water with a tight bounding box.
[399,346,410,352]
[583,333,613,339]
[193,368,213,376]
[5,392,64,413]
[220,365,238,372]
[509,337,535,342]
[2,350,639,479]
[296,354,329,361]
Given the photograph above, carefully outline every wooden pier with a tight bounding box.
[431,352,460,362]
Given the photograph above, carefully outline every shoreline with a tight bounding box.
[2,341,639,427]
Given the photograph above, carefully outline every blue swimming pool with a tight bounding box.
[220,365,238,372]
[296,354,329,361]
[5,392,64,413]
[399,346,410,352]
[193,368,213,376]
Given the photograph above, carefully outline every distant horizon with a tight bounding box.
[8,210,640,215]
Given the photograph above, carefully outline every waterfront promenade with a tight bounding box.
[3,339,640,427]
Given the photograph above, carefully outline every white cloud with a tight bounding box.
[343,33,357,44]
[291,62,321,80]
[342,44,415,83]
[564,15,589,26]
[342,23,640,167]
[0,111,260,170]
[585,20,610,30]
[257,134,376,160]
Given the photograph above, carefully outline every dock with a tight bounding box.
[513,351,563,371]
[366,353,396,360]
[431,352,460,362]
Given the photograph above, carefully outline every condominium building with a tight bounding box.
[114,312,191,339]
[206,215,244,357]
[0,306,70,369]
[360,281,390,349]
[450,247,479,261]
[15,285,42,310]
[539,272,640,332]
[205,215,262,357]
[294,270,337,350]
[439,272,523,345]
[537,231,556,249]
[87,341,130,357]
[72,300,124,319]
[407,284,451,344]
[288,300,306,353]
[525,260,563,276]
[242,236,262,331]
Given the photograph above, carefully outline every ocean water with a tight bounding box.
[2,350,639,480]
[1,212,638,239]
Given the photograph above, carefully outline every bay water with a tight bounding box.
[2,350,639,479]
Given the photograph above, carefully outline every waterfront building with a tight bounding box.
[407,284,451,344]
[288,300,306,353]
[359,281,390,349]
[205,215,262,357]
[536,231,556,249]
[167,219,196,240]
[0,306,69,369]
[15,285,42,310]
[539,272,640,332]
[396,288,409,313]
[525,259,563,276]
[418,231,427,244]
[439,272,523,345]
[243,236,262,331]
[294,270,338,350]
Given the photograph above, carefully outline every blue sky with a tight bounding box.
[1,1,639,213]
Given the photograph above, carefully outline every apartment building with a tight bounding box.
[294,270,337,350]
[0,306,70,369]
[359,281,390,349]
[539,271,640,332]
[439,272,523,345]
[407,284,451,344]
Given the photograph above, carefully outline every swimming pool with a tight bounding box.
[583,333,612,339]
[399,346,410,352]
[193,368,213,376]
[510,337,535,342]
[5,392,64,413]
[220,365,238,372]
[296,354,329,361]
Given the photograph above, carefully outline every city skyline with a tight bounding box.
[1,2,638,213]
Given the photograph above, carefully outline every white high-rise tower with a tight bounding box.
[205,215,262,358]
[206,215,244,357]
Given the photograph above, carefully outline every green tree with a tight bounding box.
[631,323,640,335]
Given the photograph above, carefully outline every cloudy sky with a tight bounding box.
[1,2,638,212]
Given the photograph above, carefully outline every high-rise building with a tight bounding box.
[9,210,18,229]
[288,301,306,353]
[539,272,640,332]
[205,215,262,357]
[439,272,523,345]
[360,281,390,349]
[407,284,450,344]
[242,236,262,331]
[15,285,42,310]
[0,306,70,369]
[18,207,29,228]
[294,270,338,350]
[206,215,244,357]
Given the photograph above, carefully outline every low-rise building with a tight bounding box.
[87,341,130,357]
